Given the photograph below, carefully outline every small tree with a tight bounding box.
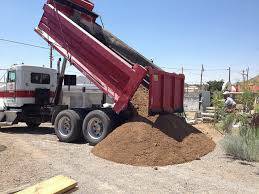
[237,90,255,112]
[207,80,224,93]
[212,91,225,122]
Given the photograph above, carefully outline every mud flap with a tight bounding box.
[0,112,5,122]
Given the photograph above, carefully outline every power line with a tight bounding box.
[0,38,49,50]
[161,66,175,69]
[161,67,229,72]
[205,68,228,71]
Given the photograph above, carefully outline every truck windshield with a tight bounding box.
[7,71,16,83]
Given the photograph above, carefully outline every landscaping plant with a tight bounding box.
[221,113,259,162]
[212,91,225,122]
[218,89,259,162]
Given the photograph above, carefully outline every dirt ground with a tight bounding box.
[0,123,259,194]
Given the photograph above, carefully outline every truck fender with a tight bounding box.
[51,105,68,125]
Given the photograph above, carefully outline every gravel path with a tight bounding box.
[0,123,258,193]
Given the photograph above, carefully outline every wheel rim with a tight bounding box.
[58,116,72,136]
[87,117,103,140]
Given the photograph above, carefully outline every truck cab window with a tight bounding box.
[7,71,16,83]
[31,73,50,84]
[42,74,50,84]
[31,73,41,84]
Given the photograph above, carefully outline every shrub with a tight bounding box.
[255,104,259,114]
[207,80,224,93]
[223,113,236,133]
[221,134,259,162]
[237,90,255,112]
[217,113,236,133]
[212,91,225,121]
[221,116,259,162]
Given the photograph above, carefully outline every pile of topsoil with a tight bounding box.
[92,86,216,166]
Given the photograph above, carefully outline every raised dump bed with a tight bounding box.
[36,4,147,113]
[36,1,185,114]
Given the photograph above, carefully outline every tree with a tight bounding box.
[207,80,224,93]
[237,90,255,112]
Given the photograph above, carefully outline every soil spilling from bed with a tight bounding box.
[92,86,216,166]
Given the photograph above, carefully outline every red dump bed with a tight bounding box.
[149,68,185,115]
[36,4,147,113]
[36,2,185,114]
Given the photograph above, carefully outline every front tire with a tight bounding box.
[82,110,112,145]
[54,110,81,143]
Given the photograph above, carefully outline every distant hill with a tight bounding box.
[236,75,259,84]
[249,75,259,84]
[236,74,259,92]
[77,76,92,85]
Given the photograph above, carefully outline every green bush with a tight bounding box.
[221,134,259,162]
[221,113,259,162]
[212,91,225,121]
[213,89,259,161]
[207,80,224,93]
[237,90,255,112]
[223,113,236,133]
[255,104,259,113]
[216,113,236,133]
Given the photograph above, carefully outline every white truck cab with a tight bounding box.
[0,65,57,109]
[0,64,117,145]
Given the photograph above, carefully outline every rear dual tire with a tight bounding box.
[54,110,81,143]
[54,109,112,145]
[82,110,111,146]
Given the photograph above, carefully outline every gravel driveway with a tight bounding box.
[0,123,258,193]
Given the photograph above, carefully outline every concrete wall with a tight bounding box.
[184,91,211,112]
[184,92,200,112]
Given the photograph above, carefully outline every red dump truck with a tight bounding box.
[0,0,184,145]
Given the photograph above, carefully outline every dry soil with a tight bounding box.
[92,86,216,166]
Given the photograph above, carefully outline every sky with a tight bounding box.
[0,0,259,84]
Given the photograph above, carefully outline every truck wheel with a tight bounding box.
[82,110,111,145]
[26,121,41,128]
[54,110,81,143]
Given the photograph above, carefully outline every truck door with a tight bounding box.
[6,70,16,103]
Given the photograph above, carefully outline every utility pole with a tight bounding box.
[50,46,53,69]
[200,64,204,90]
[242,70,246,82]
[246,67,249,81]
[227,67,231,83]
[57,58,61,74]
